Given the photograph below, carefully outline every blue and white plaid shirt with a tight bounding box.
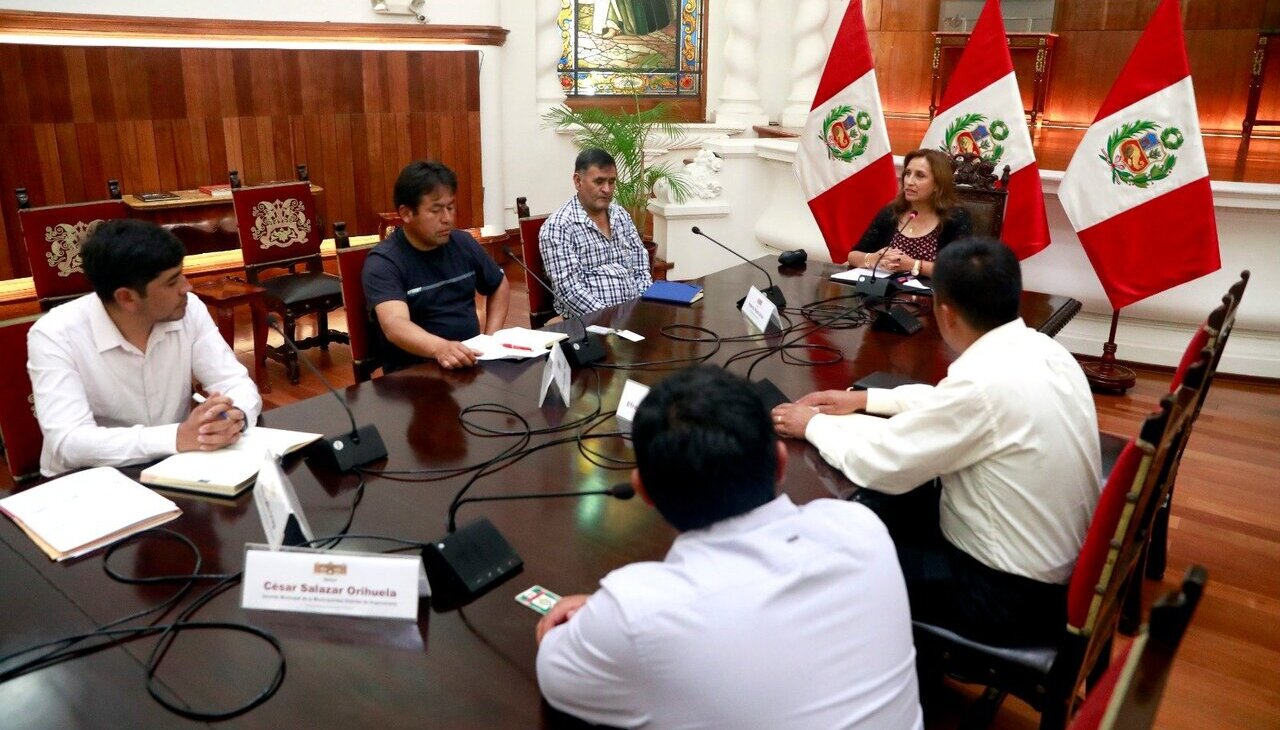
[539,195,652,318]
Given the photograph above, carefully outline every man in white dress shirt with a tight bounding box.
[535,365,922,730]
[27,219,262,476]
[771,237,1102,647]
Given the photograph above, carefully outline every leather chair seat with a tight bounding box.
[259,271,343,308]
[1099,431,1127,482]
[914,621,1058,677]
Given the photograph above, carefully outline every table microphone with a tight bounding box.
[690,226,787,309]
[424,483,635,610]
[849,212,925,335]
[265,314,388,471]
[853,210,915,301]
[502,245,606,368]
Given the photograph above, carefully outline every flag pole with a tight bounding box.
[1082,309,1137,393]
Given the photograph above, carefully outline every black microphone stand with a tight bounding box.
[265,315,388,471]
[849,211,924,335]
[853,210,915,301]
[502,246,606,367]
[690,226,787,310]
[425,483,635,611]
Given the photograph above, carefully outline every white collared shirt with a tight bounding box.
[805,318,1102,584]
[27,292,262,476]
[536,495,923,730]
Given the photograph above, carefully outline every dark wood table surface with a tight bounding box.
[0,258,1079,728]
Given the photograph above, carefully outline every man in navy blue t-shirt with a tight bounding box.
[363,161,510,372]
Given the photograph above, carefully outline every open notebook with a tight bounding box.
[0,467,182,561]
[830,267,931,292]
[139,427,321,497]
[463,327,570,361]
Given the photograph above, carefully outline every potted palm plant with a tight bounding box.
[541,100,693,242]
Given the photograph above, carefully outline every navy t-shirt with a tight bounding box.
[362,228,505,373]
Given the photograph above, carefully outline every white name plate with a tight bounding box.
[241,544,421,621]
[741,285,780,333]
[616,379,651,423]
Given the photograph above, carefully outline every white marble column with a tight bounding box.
[536,0,567,105]
[478,45,507,231]
[714,0,769,128]
[779,0,830,129]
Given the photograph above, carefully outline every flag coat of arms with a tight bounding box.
[1058,0,1220,309]
[920,0,1049,260]
[794,0,897,263]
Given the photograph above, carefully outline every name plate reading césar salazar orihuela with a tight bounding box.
[241,544,423,620]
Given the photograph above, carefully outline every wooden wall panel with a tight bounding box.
[1044,30,1142,123]
[878,0,939,32]
[868,30,936,116]
[1184,0,1265,29]
[869,0,1277,136]
[0,44,483,279]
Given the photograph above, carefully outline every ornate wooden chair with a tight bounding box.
[231,179,347,384]
[1099,270,1250,582]
[912,356,1206,729]
[0,314,44,481]
[334,222,382,383]
[952,154,1011,239]
[15,189,127,310]
[1069,565,1208,730]
[518,214,556,329]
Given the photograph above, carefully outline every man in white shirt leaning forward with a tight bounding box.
[27,219,262,476]
[771,237,1102,648]
[536,365,922,730]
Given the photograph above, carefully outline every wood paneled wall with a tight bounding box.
[0,44,482,279]
[866,0,1280,131]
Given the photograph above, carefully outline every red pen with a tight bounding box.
[502,343,534,352]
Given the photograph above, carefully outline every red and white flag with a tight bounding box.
[1059,0,1220,309]
[794,0,897,263]
[920,0,1049,260]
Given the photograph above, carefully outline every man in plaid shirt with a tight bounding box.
[540,149,652,319]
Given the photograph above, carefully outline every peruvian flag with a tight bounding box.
[794,0,897,263]
[920,0,1049,260]
[1059,0,1220,309]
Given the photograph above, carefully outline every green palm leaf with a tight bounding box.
[1103,120,1159,160]
[542,99,691,228]
[942,113,985,148]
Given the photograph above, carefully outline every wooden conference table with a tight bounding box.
[0,259,1079,729]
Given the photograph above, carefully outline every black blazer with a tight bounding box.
[852,204,973,257]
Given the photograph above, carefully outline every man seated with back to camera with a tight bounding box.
[772,237,1102,647]
[27,219,261,477]
[539,148,652,319]
[535,365,922,730]
[362,160,511,372]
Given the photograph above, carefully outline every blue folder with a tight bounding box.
[641,281,704,305]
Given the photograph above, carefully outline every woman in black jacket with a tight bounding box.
[849,148,971,278]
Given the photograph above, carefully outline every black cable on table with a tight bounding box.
[0,529,286,721]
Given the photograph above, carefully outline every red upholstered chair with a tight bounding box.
[1098,270,1250,583]
[333,222,381,383]
[0,314,44,481]
[1068,565,1207,730]
[231,179,347,384]
[519,214,555,329]
[912,356,1206,729]
[15,194,127,310]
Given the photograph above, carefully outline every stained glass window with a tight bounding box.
[558,0,704,97]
